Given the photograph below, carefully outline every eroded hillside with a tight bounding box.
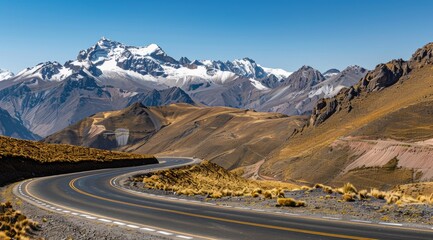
[260,43,433,189]
[44,103,306,170]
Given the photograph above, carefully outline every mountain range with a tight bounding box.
[0,38,366,138]
[44,42,433,189]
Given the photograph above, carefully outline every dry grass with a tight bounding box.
[0,202,39,240]
[370,188,386,199]
[342,193,356,202]
[276,198,306,207]
[134,161,297,199]
[358,189,369,200]
[313,182,433,206]
[0,135,153,163]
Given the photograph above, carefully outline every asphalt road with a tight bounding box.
[15,157,433,240]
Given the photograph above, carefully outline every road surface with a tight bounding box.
[15,157,433,239]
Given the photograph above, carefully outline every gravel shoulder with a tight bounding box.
[1,183,168,240]
[124,179,433,230]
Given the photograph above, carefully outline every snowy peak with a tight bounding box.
[323,68,340,79]
[15,61,72,81]
[0,69,14,81]
[260,66,292,80]
[9,38,293,90]
[229,57,266,79]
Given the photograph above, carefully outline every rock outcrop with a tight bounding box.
[309,42,433,126]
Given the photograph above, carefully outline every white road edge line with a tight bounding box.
[351,219,372,223]
[113,221,126,226]
[98,219,112,223]
[322,217,341,220]
[379,222,403,226]
[126,224,140,229]
[157,231,173,235]
[177,235,193,239]
[140,227,156,232]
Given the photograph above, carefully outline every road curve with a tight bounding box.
[14,157,433,240]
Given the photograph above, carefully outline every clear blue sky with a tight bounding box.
[1,0,433,73]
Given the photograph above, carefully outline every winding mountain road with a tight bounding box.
[14,157,433,239]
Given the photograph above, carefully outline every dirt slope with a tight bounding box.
[44,103,306,170]
[260,43,433,189]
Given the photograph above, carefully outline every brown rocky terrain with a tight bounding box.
[260,42,433,189]
[44,103,306,170]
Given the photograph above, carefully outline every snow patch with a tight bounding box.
[261,66,292,79]
[250,79,269,90]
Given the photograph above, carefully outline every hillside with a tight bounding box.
[0,108,40,140]
[259,42,433,189]
[0,135,157,185]
[44,103,306,170]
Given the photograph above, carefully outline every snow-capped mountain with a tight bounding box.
[8,38,289,93]
[323,68,340,79]
[243,65,367,115]
[14,61,72,82]
[0,69,14,81]
[0,38,367,139]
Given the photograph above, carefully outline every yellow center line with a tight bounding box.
[70,177,375,240]
[22,179,215,240]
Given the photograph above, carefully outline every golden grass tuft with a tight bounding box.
[370,188,386,199]
[0,202,38,239]
[342,192,356,202]
[357,189,369,200]
[341,183,358,194]
[322,186,334,194]
[276,198,306,207]
[263,190,273,199]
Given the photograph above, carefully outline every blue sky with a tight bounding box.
[1,0,433,73]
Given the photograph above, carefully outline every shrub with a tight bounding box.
[370,189,386,199]
[341,183,357,194]
[263,190,273,199]
[322,186,334,194]
[342,193,356,202]
[276,198,306,207]
[385,192,401,204]
[358,189,369,200]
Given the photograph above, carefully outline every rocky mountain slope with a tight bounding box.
[0,108,39,140]
[246,65,367,115]
[0,38,365,138]
[44,103,306,170]
[0,69,194,137]
[259,42,433,189]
